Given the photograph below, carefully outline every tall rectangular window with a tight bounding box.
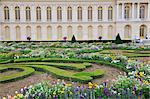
[67,7,72,21]
[15,6,20,21]
[57,7,62,21]
[88,6,92,21]
[98,6,103,21]
[36,7,41,21]
[26,7,31,21]
[108,6,113,20]
[77,6,82,21]
[4,6,9,21]
[47,7,52,21]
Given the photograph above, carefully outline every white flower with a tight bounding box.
[15,91,18,94]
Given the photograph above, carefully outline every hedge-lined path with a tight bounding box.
[83,64,124,84]
[0,63,124,97]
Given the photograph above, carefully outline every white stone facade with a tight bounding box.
[0,0,150,41]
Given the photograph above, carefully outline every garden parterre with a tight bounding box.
[0,42,149,99]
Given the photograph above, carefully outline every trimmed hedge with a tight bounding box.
[0,66,35,83]
[15,62,92,71]
[12,58,127,72]
[14,58,42,63]
[40,58,128,72]
[25,65,104,83]
[0,57,127,83]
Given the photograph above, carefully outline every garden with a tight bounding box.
[0,42,149,99]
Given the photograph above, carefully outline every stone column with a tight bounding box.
[116,3,119,20]
[10,5,15,22]
[148,3,150,19]
[0,5,3,40]
[31,6,36,22]
[20,5,25,22]
[83,6,87,22]
[41,6,46,22]
[122,3,124,20]
[62,6,67,22]
[103,5,107,21]
[0,24,2,41]
[52,6,57,22]
[72,6,77,22]
[137,3,140,20]
[93,6,97,22]
[132,3,135,20]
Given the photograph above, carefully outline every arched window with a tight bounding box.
[15,6,20,21]
[67,7,72,21]
[16,26,21,40]
[88,6,92,21]
[4,6,9,21]
[108,25,113,39]
[57,7,62,21]
[47,26,52,40]
[140,25,147,39]
[140,6,145,19]
[47,7,51,21]
[57,26,62,40]
[124,6,130,19]
[108,6,113,20]
[67,26,73,39]
[36,7,41,21]
[98,6,103,21]
[4,26,10,40]
[77,26,83,40]
[124,25,131,39]
[98,25,103,37]
[26,26,31,37]
[37,26,41,40]
[88,26,93,40]
[77,6,82,21]
[26,7,31,21]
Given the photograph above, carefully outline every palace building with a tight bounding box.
[0,0,150,41]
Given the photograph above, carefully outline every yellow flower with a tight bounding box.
[2,97,6,99]
[140,63,144,67]
[62,88,65,91]
[60,91,64,94]
[70,91,73,94]
[143,80,149,84]
[53,92,56,95]
[66,84,72,87]
[128,59,132,63]
[88,82,98,89]
[94,84,98,87]
[139,72,144,77]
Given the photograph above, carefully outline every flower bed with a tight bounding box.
[0,42,149,98]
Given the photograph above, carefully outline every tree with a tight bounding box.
[27,36,31,41]
[71,35,76,43]
[115,33,123,44]
[98,36,102,40]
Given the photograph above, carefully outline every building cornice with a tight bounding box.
[0,0,113,2]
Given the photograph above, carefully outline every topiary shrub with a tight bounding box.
[115,33,123,44]
[71,35,77,43]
